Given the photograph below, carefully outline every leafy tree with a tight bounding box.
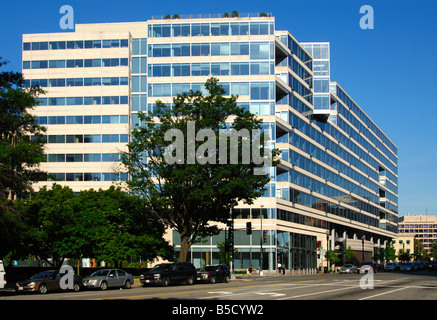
[0,198,29,264]
[16,185,173,268]
[0,58,46,262]
[217,240,238,265]
[15,184,76,267]
[344,246,355,264]
[398,250,411,262]
[80,186,173,267]
[326,250,340,271]
[0,58,46,200]
[122,78,278,262]
[384,244,397,262]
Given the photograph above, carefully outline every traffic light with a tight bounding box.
[246,222,252,235]
[316,241,321,249]
[263,230,267,242]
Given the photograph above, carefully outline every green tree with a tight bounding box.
[344,246,355,264]
[81,186,173,267]
[16,185,173,268]
[122,78,278,262]
[398,250,411,262]
[0,58,46,262]
[384,244,397,262]
[326,250,340,271]
[16,184,76,267]
[0,58,46,200]
[217,240,238,265]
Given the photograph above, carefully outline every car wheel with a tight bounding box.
[223,275,230,283]
[186,276,194,285]
[162,277,169,287]
[124,280,131,289]
[209,276,216,284]
[100,281,108,290]
[38,284,48,294]
[73,282,81,292]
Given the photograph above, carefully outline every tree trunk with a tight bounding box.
[179,235,191,262]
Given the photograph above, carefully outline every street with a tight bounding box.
[2,270,437,301]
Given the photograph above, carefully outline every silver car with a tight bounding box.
[83,269,134,290]
[339,264,358,274]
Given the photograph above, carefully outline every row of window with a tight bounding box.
[148,81,275,100]
[24,77,128,88]
[280,110,382,187]
[35,95,128,106]
[278,35,312,70]
[277,121,383,195]
[23,58,129,69]
[337,104,398,175]
[35,115,129,125]
[276,93,312,115]
[281,150,381,208]
[148,41,274,59]
[148,21,274,38]
[288,188,380,228]
[43,172,128,182]
[337,115,397,178]
[335,85,398,157]
[44,153,121,163]
[148,61,275,77]
[276,55,313,86]
[279,140,381,204]
[400,224,437,228]
[32,134,129,144]
[23,39,129,51]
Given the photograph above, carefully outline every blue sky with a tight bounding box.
[0,0,436,217]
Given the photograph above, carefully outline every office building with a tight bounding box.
[22,13,398,272]
[397,215,437,257]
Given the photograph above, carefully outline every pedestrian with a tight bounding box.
[277,262,282,274]
[248,264,253,277]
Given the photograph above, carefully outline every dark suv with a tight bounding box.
[140,262,197,287]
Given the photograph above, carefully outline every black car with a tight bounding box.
[15,270,83,294]
[429,261,437,271]
[140,262,197,287]
[196,264,231,284]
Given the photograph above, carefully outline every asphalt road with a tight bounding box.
[2,270,436,317]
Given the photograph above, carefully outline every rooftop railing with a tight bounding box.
[150,12,273,20]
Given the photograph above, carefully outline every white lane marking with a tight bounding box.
[278,286,357,300]
[256,292,286,297]
[359,286,410,300]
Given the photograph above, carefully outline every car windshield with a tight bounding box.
[151,264,172,271]
[90,270,109,277]
[31,271,54,279]
[199,266,216,272]
[343,265,353,268]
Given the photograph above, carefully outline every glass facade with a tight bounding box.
[22,14,398,272]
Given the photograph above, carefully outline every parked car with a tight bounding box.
[339,264,358,274]
[82,269,133,290]
[140,262,197,287]
[400,262,415,272]
[384,262,400,272]
[196,264,231,283]
[359,264,373,274]
[429,261,437,271]
[358,262,377,274]
[0,260,6,289]
[412,261,422,271]
[15,270,82,294]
